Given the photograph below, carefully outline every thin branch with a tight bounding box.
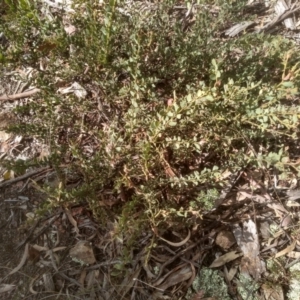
[0,167,51,189]
[257,5,300,33]
[0,88,41,102]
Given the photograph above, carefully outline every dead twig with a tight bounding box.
[86,260,122,271]
[153,242,198,282]
[0,167,51,189]
[57,271,83,287]
[257,5,300,33]
[157,229,190,247]
[16,212,62,250]
[0,243,29,283]
[0,88,41,102]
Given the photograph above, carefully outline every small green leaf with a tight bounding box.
[205,95,214,101]
[292,114,298,123]
[114,263,124,270]
[212,59,217,68]
[281,157,289,163]
[281,81,294,87]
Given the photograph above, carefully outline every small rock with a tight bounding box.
[215,230,236,250]
[69,241,96,265]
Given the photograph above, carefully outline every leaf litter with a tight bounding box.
[1,0,300,299]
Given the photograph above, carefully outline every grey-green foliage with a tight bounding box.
[189,188,219,211]
[287,263,300,300]
[186,267,231,300]
[237,273,260,300]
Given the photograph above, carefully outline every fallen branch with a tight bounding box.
[257,5,300,33]
[0,88,41,102]
[16,212,61,250]
[0,167,51,189]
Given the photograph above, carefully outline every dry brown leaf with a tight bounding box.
[215,230,236,250]
[286,200,300,207]
[43,273,55,292]
[270,229,285,241]
[86,270,97,288]
[45,246,67,256]
[275,240,296,258]
[239,190,285,221]
[287,251,300,259]
[191,290,206,300]
[119,266,142,298]
[158,229,190,247]
[156,264,193,291]
[249,183,289,223]
[236,191,248,201]
[69,241,96,265]
[37,41,57,53]
[164,164,177,178]
[185,262,196,290]
[220,169,232,180]
[64,207,80,236]
[33,244,67,256]
[269,203,289,220]
[286,189,300,201]
[261,282,284,300]
[245,169,264,189]
[260,221,271,240]
[262,240,279,253]
[29,275,39,295]
[281,214,292,228]
[224,265,239,282]
[79,269,87,286]
[286,251,300,259]
[210,251,242,268]
[0,131,11,142]
[71,206,85,216]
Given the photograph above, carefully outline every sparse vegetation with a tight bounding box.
[1,0,300,299]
